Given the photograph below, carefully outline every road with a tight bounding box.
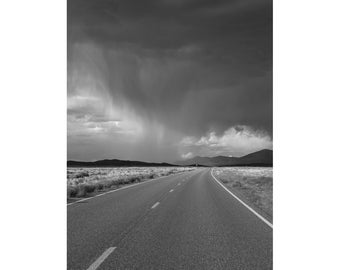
[68,168,272,270]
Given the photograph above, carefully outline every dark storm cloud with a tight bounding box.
[68,0,272,161]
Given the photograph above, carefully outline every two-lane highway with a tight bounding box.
[68,168,272,270]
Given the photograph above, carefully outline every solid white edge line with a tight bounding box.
[210,168,273,229]
[67,171,189,206]
[151,202,160,209]
[86,247,116,270]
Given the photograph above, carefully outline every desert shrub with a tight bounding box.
[103,181,111,189]
[107,181,116,188]
[67,186,78,197]
[77,178,85,184]
[127,177,135,184]
[96,183,104,190]
[74,184,96,197]
[252,177,272,186]
[115,178,125,185]
[221,179,229,184]
[75,171,89,178]
[84,184,96,193]
[129,176,141,183]
[232,182,242,188]
[67,167,193,198]
[76,185,86,197]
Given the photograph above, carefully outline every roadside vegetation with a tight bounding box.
[213,167,273,221]
[67,167,194,201]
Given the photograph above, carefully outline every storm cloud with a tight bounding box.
[68,0,272,162]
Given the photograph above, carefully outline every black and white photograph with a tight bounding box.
[67,0,273,269]
[2,0,340,270]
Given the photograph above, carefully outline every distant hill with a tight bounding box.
[175,149,273,167]
[238,149,273,165]
[68,149,272,167]
[67,159,177,167]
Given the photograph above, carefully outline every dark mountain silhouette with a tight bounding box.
[67,149,272,167]
[175,149,273,167]
[238,149,273,165]
[67,159,177,167]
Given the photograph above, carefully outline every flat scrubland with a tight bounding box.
[213,167,273,221]
[67,167,194,201]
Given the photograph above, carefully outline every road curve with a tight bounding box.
[68,168,272,270]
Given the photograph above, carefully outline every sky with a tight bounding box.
[67,0,272,162]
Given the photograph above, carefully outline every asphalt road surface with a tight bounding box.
[68,168,272,270]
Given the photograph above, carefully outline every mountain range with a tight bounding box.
[175,149,273,167]
[67,149,272,167]
[67,159,176,167]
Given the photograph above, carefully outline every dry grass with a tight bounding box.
[67,167,194,199]
[213,167,273,220]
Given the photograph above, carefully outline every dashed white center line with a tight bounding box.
[87,247,116,270]
[151,202,160,209]
[169,189,174,192]
[177,183,181,186]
